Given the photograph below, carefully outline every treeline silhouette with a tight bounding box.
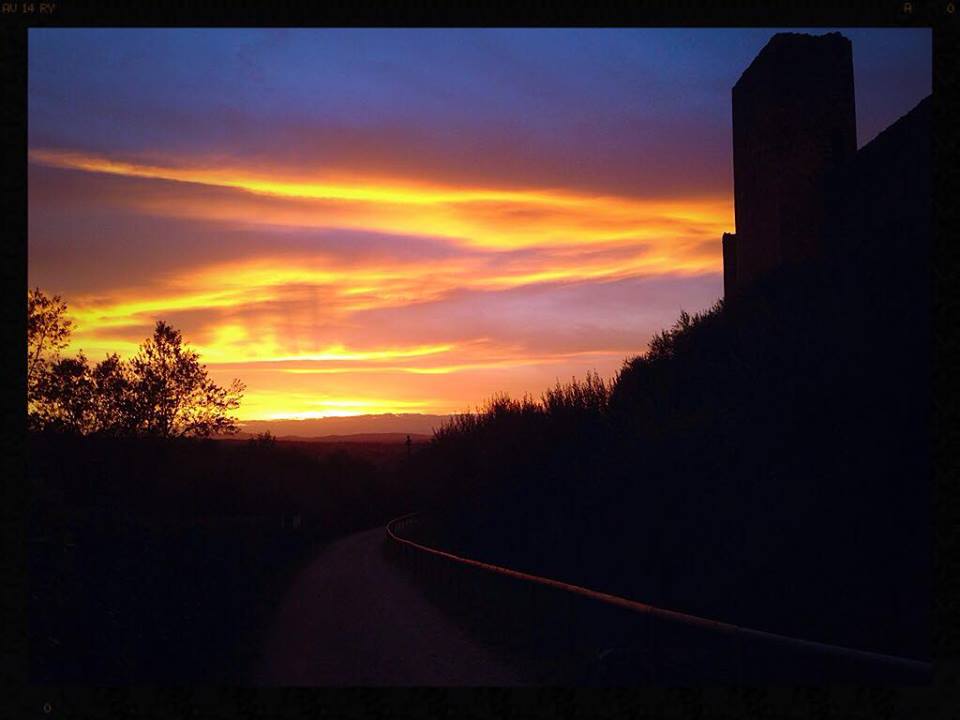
[404,230,930,662]
[28,289,245,437]
[27,295,417,682]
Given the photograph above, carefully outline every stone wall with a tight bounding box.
[825,95,931,267]
[725,32,857,294]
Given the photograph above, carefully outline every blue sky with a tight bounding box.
[30,29,930,196]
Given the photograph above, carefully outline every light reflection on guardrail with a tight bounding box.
[386,512,932,684]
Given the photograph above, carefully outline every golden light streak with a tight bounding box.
[275,348,628,375]
[29,148,732,253]
[30,147,697,208]
[68,287,279,327]
[57,240,718,369]
[267,344,455,363]
[236,390,448,420]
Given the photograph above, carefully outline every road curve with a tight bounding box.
[255,527,525,685]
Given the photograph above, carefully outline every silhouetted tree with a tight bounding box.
[127,321,245,438]
[33,352,95,434]
[89,353,136,435]
[27,288,74,429]
[31,350,143,436]
[248,431,277,449]
[27,291,245,438]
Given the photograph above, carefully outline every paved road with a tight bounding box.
[255,527,525,685]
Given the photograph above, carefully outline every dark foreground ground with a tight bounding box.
[28,512,326,683]
[26,434,415,684]
[256,527,523,685]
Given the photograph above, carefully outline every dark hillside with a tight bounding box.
[407,97,930,662]
[409,254,929,661]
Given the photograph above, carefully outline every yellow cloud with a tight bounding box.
[29,147,732,254]
[33,147,727,420]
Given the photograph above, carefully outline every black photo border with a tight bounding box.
[2,2,957,718]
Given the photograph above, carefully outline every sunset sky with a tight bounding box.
[28,29,930,423]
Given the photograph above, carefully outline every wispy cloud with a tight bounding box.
[30,149,728,418]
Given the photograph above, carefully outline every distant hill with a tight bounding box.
[233,414,451,440]
[228,432,432,444]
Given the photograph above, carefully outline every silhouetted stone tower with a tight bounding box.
[723,32,857,296]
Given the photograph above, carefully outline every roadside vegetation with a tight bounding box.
[407,241,930,662]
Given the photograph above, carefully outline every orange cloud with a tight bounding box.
[32,148,727,420]
[29,148,731,256]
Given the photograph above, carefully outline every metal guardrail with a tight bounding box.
[386,512,932,684]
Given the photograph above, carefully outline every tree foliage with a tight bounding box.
[27,288,74,428]
[27,290,245,438]
[127,321,245,438]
